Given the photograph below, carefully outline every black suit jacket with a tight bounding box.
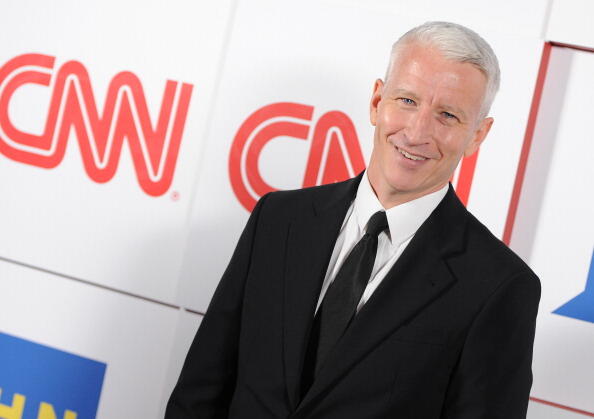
[166,172,541,419]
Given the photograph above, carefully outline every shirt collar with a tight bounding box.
[353,171,448,248]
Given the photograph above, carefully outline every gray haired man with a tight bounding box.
[167,21,540,419]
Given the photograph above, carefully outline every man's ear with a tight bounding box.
[370,79,384,126]
[464,117,493,157]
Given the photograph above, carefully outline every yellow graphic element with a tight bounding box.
[0,389,77,419]
[37,403,77,419]
[0,389,25,419]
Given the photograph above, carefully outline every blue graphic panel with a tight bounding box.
[0,332,106,418]
[554,249,594,324]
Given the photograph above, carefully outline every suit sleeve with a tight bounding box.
[440,270,541,419]
[165,193,270,419]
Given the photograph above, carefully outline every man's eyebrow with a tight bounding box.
[391,88,469,120]
[392,88,420,100]
[441,104,467,120]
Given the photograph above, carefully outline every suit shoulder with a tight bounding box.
[257,185,315,216]
[461,211,539,285]
[257,178,357,220]
[444,210,541,315]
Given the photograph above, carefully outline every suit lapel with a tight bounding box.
[283,173,363,410]
[295,185,469,413]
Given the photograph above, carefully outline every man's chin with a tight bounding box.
[385,181,426,199]
[385,177,449,201]
[385,177,424,195]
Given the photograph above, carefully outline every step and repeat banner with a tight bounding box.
[0,0,592,418]
[510,43,594,415]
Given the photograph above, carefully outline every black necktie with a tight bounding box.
[301,210,389,396]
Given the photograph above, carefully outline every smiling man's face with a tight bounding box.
[367,42,493,208]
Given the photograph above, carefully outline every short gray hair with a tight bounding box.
[386,21,500,119]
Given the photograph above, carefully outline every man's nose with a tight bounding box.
[405,107,433,145]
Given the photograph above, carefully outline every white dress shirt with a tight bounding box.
[314,171,448,315]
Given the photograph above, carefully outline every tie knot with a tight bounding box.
[366,210,388,237]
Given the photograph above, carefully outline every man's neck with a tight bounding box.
[366,169,447,210]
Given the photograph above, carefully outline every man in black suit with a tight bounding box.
[166,21,540,418]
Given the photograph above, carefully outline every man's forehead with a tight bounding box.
[386,45,487,112]
[389,42,483,80]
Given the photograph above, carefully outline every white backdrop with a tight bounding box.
[0,0,592,418]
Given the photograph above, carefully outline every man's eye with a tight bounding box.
[399,98,415,105]
[442,111,457,120]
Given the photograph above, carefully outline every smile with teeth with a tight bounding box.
[396,146,427,161]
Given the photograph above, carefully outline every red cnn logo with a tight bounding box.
[229,102,479,212]
[0,53,193,196]
[229,102,366,211]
